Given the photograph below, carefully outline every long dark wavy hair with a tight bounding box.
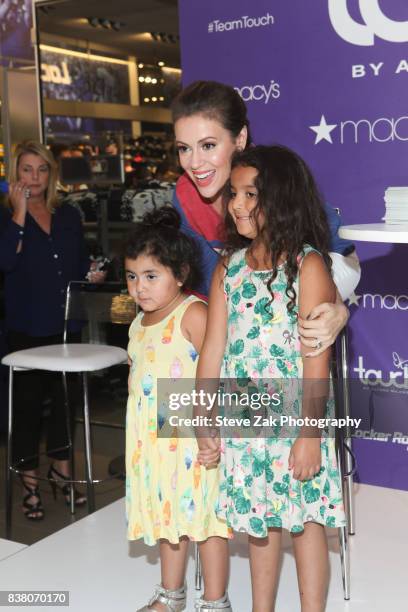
[223,145,332,312]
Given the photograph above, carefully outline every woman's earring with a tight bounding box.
[177,281,183,287]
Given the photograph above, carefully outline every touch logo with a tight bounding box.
[328,0,408,46]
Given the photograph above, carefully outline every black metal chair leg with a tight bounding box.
[5,366,14,539]
[62,371,75,515]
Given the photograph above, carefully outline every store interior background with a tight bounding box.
[0,0,182,544]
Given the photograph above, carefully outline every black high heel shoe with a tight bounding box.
[21,479,44,521]
[47,464,87,507]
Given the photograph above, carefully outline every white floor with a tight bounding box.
[0,537,26,561]
[0,483,406,611]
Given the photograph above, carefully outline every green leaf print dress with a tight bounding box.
[217,248,346,537]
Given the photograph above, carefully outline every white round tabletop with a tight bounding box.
[339,223,408,244]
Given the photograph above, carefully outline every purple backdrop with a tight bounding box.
[179,0,408,490]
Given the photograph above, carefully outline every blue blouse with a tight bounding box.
[0,203,90,336]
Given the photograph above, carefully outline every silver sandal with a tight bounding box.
[194,592,232,611]
[136,584,187,611]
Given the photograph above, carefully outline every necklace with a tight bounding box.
[151,291,183,314]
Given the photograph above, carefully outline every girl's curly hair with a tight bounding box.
[124,206,201,290]
[223,145,332,312]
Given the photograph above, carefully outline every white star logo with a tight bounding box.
[309,115,337,144]
[348,292,362,307]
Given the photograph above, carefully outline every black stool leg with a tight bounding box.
[82,373,95,513]
[6,367,14,539]
[62,371,75,515]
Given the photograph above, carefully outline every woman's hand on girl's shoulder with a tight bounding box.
[181,300,208,353]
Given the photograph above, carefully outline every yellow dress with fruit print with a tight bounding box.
[126,295,230,545]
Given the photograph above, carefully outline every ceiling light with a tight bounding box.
[145,76,151,83]
[151,78,157,84]
[138,76,145,82]
[158,61,165,67]
[152,97,157,102]
[111,21,122,32]
[100,19,111,29]
[144,98,150,102]
[88,17,99,28]
[138,63,144,68]
[159,96,164,101]
[40,44,130,65]
[150,32,179,45]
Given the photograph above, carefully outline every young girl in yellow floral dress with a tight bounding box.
[124,207,232,612]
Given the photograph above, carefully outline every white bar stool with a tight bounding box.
[2,281,134,538]
[3,343,127,536]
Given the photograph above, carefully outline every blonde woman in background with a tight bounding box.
[0,141,103,520]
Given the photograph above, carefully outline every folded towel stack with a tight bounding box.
[383,187,408,224]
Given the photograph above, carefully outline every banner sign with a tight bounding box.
[44,115,132,139]
[40,47,130,105]
[179,0,408,490]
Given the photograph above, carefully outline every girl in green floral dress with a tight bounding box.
[196,145,346,611]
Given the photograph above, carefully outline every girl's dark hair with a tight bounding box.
[124,206,201,290]
[172,80,252,146]
[224,145,332,312]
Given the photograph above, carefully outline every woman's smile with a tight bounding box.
[192,169,216,187]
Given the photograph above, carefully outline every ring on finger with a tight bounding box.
[315,339,322,350]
